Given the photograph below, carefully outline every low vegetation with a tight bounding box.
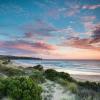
[0,77,42,100]
[0,65,25,76]
[0,59,100,100]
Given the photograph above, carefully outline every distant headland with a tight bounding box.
[0,55,42,60]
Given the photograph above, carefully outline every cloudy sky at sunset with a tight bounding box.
[0,0,100,59]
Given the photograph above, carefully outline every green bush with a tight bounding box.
[58,72,76,82]
[33,65,44,71]
[57,78,69,86]
[2,59,11,65]
[0,65,25,76]
[29,70,45,83]
[44,69,59,81]
[44,69,75,82]
[78,81,100,92]
[0,77,42,100]
[0,78,6,98]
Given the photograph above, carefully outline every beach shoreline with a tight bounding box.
[71,74,100,82]
[13,61,100,82]
[53,68,100,82]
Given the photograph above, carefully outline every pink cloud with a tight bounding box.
[81,16,96,22]
[81,16,96,31]
[22,19,56,37]
[84,22,95,30]
[0,39,58,56]
[82,4,100,10]
[6,41,57,54]
[24,32,34,38]
[32,41,57,50]
[46,4,81,19]
[62,24,100,51]
[91,24,100,40]
[0,41,4,46]
[63,37,100,51]
[53,27,79,38]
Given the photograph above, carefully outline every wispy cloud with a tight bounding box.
[47,4,80,18]
[0,41,3,46]
[81,16,96,22]
[0,0,100,59]
[0,40,58,57]
[82,4,100,10]
[91,24,100,41]
[62,24,100,51]
[81,16,96,31]
[22,19,56,37]
[64,5,80,16]
[52,27,79,39]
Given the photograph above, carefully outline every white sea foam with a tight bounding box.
[13,60,100,75]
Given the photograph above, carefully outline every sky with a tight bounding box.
[0,0,100,59]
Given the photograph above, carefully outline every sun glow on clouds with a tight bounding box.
[47,47,100,60]
[0,0,100,59]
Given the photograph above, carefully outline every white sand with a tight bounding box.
[43,68,100,82]
[41,80,76,100]
[53,68,100,82]
[12,61,100,82]
[52,68,100,75]
[71,74,100,82]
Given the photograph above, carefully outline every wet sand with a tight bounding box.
[13,61,100,82]
[52,68,100,82]
[71,74,100,82]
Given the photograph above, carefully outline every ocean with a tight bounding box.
[14,60,100,75]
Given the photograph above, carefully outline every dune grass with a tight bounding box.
[0,59,100,100]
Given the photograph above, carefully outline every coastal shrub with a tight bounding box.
[0,77,42,100]
[59,72,76,82]
[0,65,25,76]
[33,64,44,71]
[44,69,59,81]
[57,78,69,86]
[2,59,11,65]
[57,78,78,93]
[78,81,100,92]
[29,70,45,83]
[0,78,6,98]
[59,72,70,79]
[76,89,100,100]
[44,69,75,82]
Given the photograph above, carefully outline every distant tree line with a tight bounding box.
[0,55,42,60]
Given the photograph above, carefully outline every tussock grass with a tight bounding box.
[0,60,100,100]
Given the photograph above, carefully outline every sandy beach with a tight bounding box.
[0,59,100,100]
[12,61,100,82]
[51,68,100,82]
[71,74,100,82]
